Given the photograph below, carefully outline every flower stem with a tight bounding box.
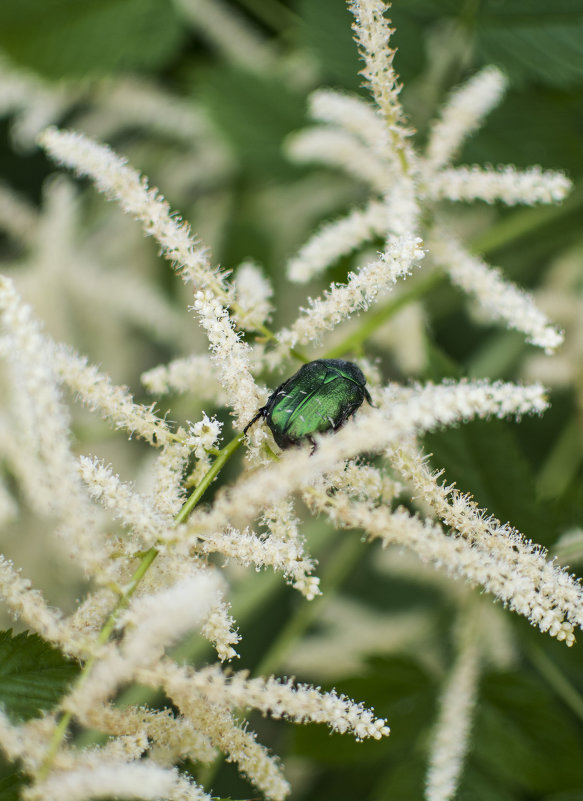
[253,533,365,677]
[470,183,583,256]
[38,546,159,779]
[176,433,244,524]
[253,321,310,363]
[38,432,245,780]
[527,641,583,723]
[324,271,444,359]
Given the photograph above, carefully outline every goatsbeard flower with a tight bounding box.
[0,3,579,801]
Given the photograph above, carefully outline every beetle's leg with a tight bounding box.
[364,387,375,407]
[243,408,265,435]
[307,435,318,455]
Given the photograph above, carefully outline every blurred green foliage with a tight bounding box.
[0,631,79,799]
[0,630,79,721]
[0,0,185,79]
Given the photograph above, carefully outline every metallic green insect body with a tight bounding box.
[244,358,373,450]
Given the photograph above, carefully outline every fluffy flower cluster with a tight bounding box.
[0,2,580,801]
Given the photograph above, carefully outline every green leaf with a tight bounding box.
[0,630,79,722]
[292,656,435,764]
[423,417,556,548]
[460,86,583,176]
[371,754,426,801]
[297,0,363,91]
[475,0,583,88]
[457,764,521,801]
[472,669,583,794]
[0,754,27,801]
[0,0,185,80]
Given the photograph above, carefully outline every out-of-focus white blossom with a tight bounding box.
[232,261,273,330]
[0,57,76,149]
[286,127,393,193]
[430,230,563,353]
[286,200,387,283]
[25,762,211,801]
[174,0,275,71]
[430,164,572,206]
[424,66,507,171]
[278,235,424,349]
[66,571,220,716]
[141,353,224,399]
[0,181,39,241]
[308,89,392,161]
[425,610,481,801]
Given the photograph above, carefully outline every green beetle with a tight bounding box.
[244,358,373,451]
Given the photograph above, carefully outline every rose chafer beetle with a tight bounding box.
[244,358,373,451]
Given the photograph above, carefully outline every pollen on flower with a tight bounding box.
[187,413,223,459]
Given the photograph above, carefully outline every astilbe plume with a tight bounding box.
[0,2,581,801]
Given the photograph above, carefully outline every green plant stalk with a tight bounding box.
[38,432,245,780]
[253,321,309,364]
[178,433,244,522]
[527,642,583,724]
[253,533,365,677]
[38,546,159,779]
[469,183,583,256]
[198,530,363,792]
[324,271,444,359]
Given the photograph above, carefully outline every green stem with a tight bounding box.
[252,322,309,364]
[38,546,159,779]
[536,418,583,500]
[469,183,583,256]
[198,530,362,792]
[235,0,299,30]
[527,642,583,724]
[39,433,245,779]
[324,271,444,359]
[177,433,244,524]
[290,347,310,363]
[253,534,365,677]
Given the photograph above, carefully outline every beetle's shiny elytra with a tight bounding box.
[244,358,373,451]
